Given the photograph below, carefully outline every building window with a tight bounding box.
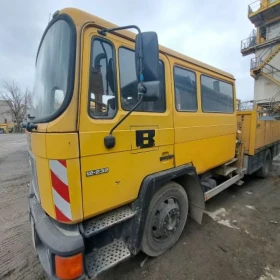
[201,75,234,113]
[174,66,197,111]
[88,38,117,118]
[119,47,166,112]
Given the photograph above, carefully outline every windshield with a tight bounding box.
[30,19,73,121]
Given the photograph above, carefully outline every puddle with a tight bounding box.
[246,205,257,210]
[205,208,239,229]
[259,266,280,280]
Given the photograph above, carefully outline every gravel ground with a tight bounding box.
[0,134,45,280]
[0,134,279,280]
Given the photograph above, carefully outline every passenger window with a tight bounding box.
[88,39,117,118]
[201,75,234,113]
[174,66,197,111]
[119,47,166,112]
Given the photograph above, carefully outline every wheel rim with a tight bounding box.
[151,197,181,242]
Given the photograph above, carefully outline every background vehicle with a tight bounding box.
[25,8,280,280]
[0,124,8,134]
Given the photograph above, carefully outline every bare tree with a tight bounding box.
[0,81,32,132]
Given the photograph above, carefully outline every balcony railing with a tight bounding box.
[238,93,280,114]
[248,0,279,15]
[250,44,275,70]
[251,56,262,69]
[241,30,257,51]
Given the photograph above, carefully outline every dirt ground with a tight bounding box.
[0,134,280,280]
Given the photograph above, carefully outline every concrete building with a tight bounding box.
[0,100,13,124]
[241,0,280,114]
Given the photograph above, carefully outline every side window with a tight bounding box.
[88,38,117,118]
[174,66,197,111]
[119,47,166,112]
[201,75,234,113]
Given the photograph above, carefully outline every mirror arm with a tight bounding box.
[98,25,141,36]
[99,25,145,149]
[109,94,143,135]
[98,25,144,82]
[104,94,144,149]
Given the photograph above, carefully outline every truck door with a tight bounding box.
[79,28,174,219]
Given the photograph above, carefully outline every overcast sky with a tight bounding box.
[0,0,255,100]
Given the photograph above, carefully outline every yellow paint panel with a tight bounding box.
[81,145,174,219]
[34,123,48,133]
[175,122,235,143]
[175,134,236,174]
[248,112,257,155]
[46,99,78,132]
[35,155,55,219]
[31,133,46,158]
[46,133,79,159]
[79,130,132,157]
[255,119,280,150]
[255,120,266,150]
[169,55,237,172]
[66,158,83,222]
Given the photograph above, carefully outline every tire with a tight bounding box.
[141,181,188,257]
[256,150,272,178]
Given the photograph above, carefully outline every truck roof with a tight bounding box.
[60,8,235,80]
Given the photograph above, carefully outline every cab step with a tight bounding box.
[224,158,238,166]
[86,239,131,278]
[204,172,244,201]
[214,158,238,176]
[82,205,135,238]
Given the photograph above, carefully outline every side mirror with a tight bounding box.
[135,32,159,82]
[141,81,160,101]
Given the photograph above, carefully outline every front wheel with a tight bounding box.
[141,181,188,257]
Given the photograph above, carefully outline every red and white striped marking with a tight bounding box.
[50,160,72,222]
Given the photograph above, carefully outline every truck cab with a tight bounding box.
[27,8,243,280]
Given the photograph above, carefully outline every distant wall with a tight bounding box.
[254,42,280,101]
[0,100,13,124]
[267,21,280,40]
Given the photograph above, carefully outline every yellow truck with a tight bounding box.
[0,123,8,134]
[237,111,280,176]
[0,122,15,133]
[24,8,280,280]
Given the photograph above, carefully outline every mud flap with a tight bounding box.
[179,172,205,224]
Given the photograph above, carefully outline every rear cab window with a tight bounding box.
[173,66,197,112]
[201,75,234,113]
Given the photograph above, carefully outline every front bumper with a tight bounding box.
[29,187,85,280]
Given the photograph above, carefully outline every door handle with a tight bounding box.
[160,153,174,161]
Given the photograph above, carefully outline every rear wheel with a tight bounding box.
[141,181,188,257]
[256,150,272,178]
